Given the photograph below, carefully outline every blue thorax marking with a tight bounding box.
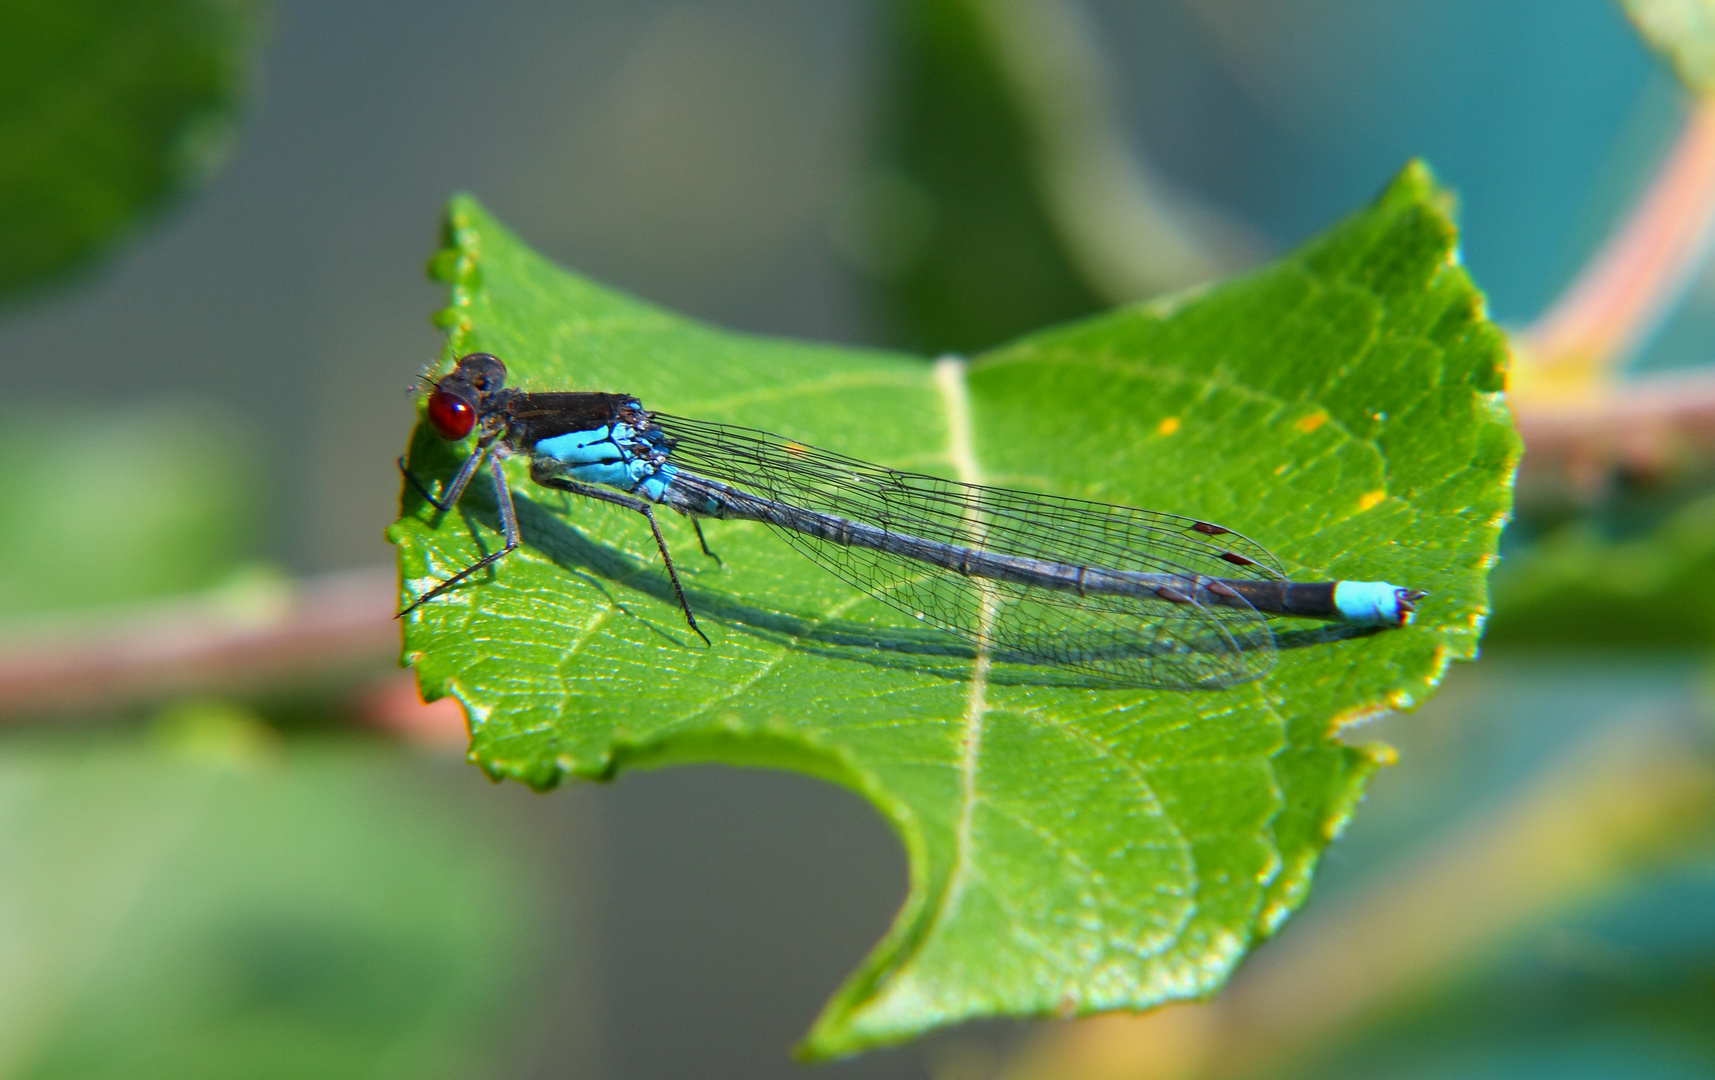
[534,422,678,502]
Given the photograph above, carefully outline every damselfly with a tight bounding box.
[399,353,1423,689]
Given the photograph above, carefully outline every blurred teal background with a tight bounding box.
[3,1,1712,1078]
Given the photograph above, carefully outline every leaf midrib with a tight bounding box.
[920,356,992,939]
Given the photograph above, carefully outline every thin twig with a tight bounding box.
[1514,367,1715,497]
[1503,95,1715,495]
[0,566,399,720]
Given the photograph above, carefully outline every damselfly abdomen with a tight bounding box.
[400,353,1423,690]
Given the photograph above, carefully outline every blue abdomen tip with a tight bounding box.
[1333,581,1413,627]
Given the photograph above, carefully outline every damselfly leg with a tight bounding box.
[396,450,712,645]
[530,468,710,645]
[398,445,520,615]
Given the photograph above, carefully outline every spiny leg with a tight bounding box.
[641,505,711,645]
[533,468,711,645]
[691,519,722,566]
[398,452,519,616]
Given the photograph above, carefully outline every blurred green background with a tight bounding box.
[3,0,1713,1077]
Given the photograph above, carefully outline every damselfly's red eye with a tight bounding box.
[427,390,476,440]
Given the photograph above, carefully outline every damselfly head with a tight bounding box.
[424,353,509,440]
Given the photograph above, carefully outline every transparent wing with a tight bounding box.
[654,414,1284,689]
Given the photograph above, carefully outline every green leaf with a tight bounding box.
[0,401,259,617]
[1617,0,1715,94]
[0,0,267,301]
[389,161,1516,1057]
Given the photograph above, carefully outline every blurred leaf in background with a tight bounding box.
[0,728,563,1080]
[847,0,1257,354]
[0,400,259,617]
[0,0,269,303]
[1488,491,1715,649]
